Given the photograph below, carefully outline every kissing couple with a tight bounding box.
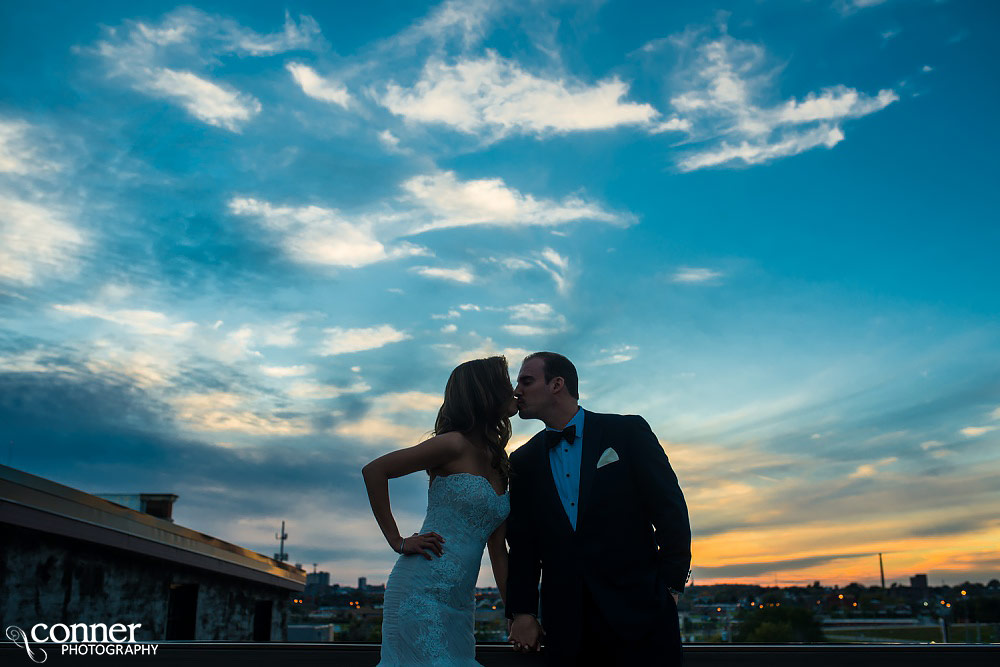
[363,352,691,666]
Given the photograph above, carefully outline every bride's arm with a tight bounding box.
[362,432,464,558]
[487,521,508,607]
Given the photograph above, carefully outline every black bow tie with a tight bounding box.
[546,424,576,449]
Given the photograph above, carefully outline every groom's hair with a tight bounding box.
[524,352,579,400]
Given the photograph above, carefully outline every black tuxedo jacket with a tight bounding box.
[505,410,691,652]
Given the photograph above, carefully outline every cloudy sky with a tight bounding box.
[2,0,998,589]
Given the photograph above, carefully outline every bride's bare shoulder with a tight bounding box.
[427,431,477,475]
[432,430,472,451]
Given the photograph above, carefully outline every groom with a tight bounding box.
[505,352,691,666]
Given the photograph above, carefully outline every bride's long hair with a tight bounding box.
[434,356,512,484]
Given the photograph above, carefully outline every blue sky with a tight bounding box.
[1,0,998,587]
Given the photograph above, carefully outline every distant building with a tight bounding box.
[358,576,367,591]
[307,571,330,587]
[288,624,335,642]
[305,571,331,596]
[0,465,305,641]
[910,574,928,590]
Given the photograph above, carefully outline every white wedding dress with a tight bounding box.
[378,473,510,666]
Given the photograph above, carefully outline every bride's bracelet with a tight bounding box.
[394,536,406,554]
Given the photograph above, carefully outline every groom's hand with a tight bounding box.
[508,614,542,652]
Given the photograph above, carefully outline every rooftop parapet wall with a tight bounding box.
[0,464,304,590]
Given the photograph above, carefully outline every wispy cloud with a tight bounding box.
[229,171,621,269]
[835,0,890,15]
[226,11,322,55]
[171,390,313,436]
[672,267,723,284]
[960,425,997,437]
[0,119,59,175]
[208,317,306,363]
[663,29,897,170]
[287,63,353,108]
[379,51,658,141]
[412,265,476,284]
[494,248,573,294]
[333,391,440,446]
[0,196,85,286]
[847,456,898,479]
[592,345,638,365]
[260,364,312,378]
[880,28,900,42]
[433,335,531,367]
[372,391,441,413]
[286,380,370,400]
[52,302,197,338]
[88,8,322,132]
[503,303,567,336]
[391,0,500,50]
[228,197,429,268]
[144,68,261,131]
[401,170,631,234]
[319,325,411,356]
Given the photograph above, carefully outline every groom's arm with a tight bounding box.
[628,415,692,592]
[505,449,541,619]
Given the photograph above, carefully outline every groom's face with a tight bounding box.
[514,357,552,420]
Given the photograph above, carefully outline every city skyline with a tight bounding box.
[1,0,998,589]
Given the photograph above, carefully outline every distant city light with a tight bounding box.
[961,590,967,596]
[838,594,844,599]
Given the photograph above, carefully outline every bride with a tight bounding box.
[362,356,517,666]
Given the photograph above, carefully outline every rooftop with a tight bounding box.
[0,464,305,591]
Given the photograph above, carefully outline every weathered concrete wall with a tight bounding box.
[1,524,289,640]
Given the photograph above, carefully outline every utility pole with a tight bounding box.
[274,520,288,562]
[879,552,885,588]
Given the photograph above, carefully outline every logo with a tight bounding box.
[6,623,158,663]
[6,626,46,664]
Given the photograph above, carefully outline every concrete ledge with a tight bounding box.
[2,642,997,666]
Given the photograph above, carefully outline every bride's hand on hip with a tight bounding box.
[398,532,445,559]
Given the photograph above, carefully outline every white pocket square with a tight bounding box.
[596,447,619,468]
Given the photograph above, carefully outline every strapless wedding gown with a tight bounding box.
[377,473,510,666]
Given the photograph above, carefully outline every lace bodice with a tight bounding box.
[378,473,509,666]
[423,473,509,541]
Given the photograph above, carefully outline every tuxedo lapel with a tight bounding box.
[576,410,604,533]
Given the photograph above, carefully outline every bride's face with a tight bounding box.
[503,383,518,418]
